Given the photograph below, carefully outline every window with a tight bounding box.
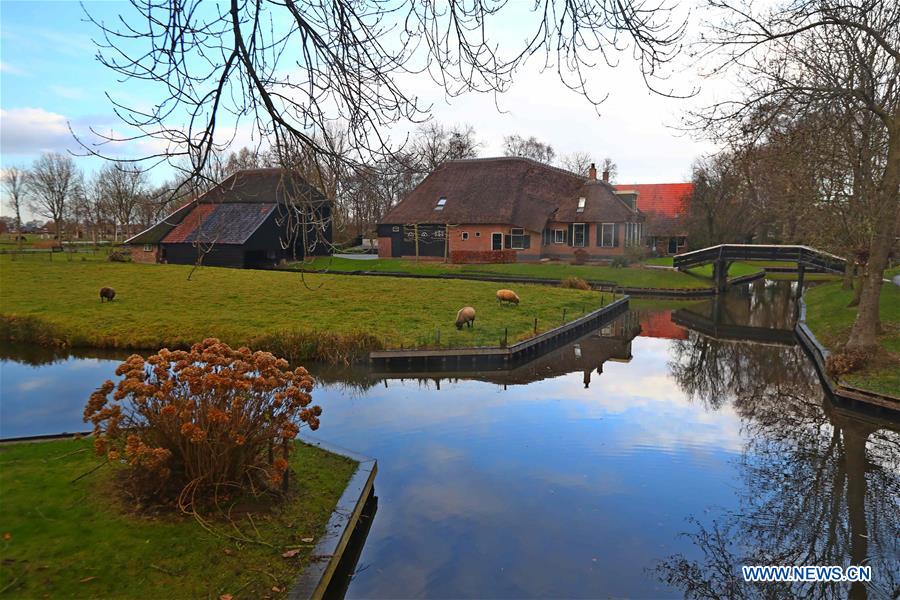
[435,197,447,210]
[475,231,481,238]
[143,244,153,252]
[392,225,400,232]
[573,223,586,247]
[601,223,615,247]
[553,229,566,244]
[576,197,586,213]
[510,228,525,250]
[461,231,469,241]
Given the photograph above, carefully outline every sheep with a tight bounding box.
[455,306,476,330]
[99,287,116,302]
[496,289,520,306]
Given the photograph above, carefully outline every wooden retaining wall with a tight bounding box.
[795,299,899,412]
[369,296,630,370]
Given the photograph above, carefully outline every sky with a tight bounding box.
[0,1,719,221]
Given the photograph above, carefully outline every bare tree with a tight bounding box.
[412,122,480,172]
[684,152,758,247]
[2,166,27,249]
[80,1,683,191]
[98,162,148,241]
[562,151,594,176]
[27,153,80,241]
[600,157,618,182]
[503,134,556,164]
[693,0,900,350]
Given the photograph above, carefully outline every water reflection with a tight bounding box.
[0,280,897,598]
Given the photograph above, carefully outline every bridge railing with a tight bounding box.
[673,244,846,274]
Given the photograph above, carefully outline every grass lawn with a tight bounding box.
[0,258,604,360]
[291,256,725,289]
[804,280,900,396]
[0,438,356,598]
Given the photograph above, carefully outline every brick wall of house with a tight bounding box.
[130,244,160,264]
[542,222,628,258]
[450,249,518,263]
[447,224,541,259]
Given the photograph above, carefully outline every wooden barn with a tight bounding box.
[126,168,332,268]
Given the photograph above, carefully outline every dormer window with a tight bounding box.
[576,197,586,213]
[435,197,447,210]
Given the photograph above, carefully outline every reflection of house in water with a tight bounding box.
[636,310,688,341]
[369,311,642,388]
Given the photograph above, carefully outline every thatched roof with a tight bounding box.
[381,157,640,232]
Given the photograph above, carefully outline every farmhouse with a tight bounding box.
[614,182,692,256]
[377,157,644,263]
[126,168,332,268]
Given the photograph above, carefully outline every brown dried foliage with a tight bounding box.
[84,338,321,506]
[560,276,592,291]
[825,347,872,378]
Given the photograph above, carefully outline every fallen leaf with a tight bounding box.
[223,548,233,555]
[272,586,282,593]
[300,537,313,543]
[2,532,11,541]
[80,576,97,583]
[220,595,233,600]
[281,549,301,558]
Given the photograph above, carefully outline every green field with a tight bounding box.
[804,281,900,396]
[0,259,605,360]
[287,256,753,289]
[0,438,355,598]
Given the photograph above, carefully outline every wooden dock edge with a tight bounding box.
[288,439,377,600]
[795,298,899,412]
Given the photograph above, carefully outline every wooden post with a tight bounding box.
[562,308,566,323]
[414,223,420,264]
[504,327,508,347]
[534,317,538,334]
[797,264,806,297]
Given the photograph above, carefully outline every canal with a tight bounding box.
[1,281,898,598]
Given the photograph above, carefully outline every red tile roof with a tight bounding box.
[614,183,692,219]
[638,310,688,340]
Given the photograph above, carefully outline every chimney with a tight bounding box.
[588,163,597,180]
[602,168,610,183]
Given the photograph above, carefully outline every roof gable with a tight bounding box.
[162,203,277,245]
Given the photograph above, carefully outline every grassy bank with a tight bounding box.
[0,438,355,598]
[804,281,900,396]
[288,256,751,289]
[0,259,602,360]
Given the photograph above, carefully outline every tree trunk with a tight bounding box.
[846,123,900,350]
[842,262,855,291]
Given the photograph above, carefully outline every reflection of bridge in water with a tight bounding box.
[671,307,797,347]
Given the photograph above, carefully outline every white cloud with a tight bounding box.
[0,107,74,154]
[0,61,25,76]
[50,85,86,101]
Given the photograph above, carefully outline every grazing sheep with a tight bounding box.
[99,287,116,302]
[455,306,476,330]
[496,289,520,306]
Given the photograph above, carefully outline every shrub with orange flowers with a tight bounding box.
[84,338,321,505]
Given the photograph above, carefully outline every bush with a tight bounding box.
[826,347,872,378]
[84,338,322,507]
[624,245,650,264]
[107,249,132,262]
[610,256,629,268]
[560,276,591,290]
[571,248,589,265]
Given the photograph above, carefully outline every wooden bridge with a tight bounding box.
[673,244,846,292]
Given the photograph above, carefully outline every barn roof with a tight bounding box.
[162,203,277,245]
[125,168,328,246]
[381,157,639,232]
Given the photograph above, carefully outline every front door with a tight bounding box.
[668,237,677,255]
[492,232,503,251]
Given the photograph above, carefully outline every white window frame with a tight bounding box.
[435,197,447,210]
[576,197,586,213]
[553,229,566,244]
[491,231,503,251]
[143,244,153,252]
[510,228,525,250]
[461,231,469,241]
[601,223,615,247]
[475,231,481,238]
[572,223,586,248]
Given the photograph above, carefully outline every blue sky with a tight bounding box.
[1,1,717,220]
